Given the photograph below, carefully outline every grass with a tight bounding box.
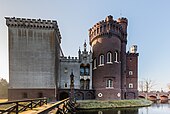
[77,99,153,109]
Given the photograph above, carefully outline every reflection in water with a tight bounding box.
[77,108,138,114]
[98,111,103,114]
[76,103,170,114]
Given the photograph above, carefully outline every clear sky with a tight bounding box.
[0,0,170,91]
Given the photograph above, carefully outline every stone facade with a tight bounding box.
[6,17,61,101]
[58,42,94,100]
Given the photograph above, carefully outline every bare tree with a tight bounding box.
[167,83,170,90]
[138,81,144,92]
[0,78,8,98]
[138,79,156,93]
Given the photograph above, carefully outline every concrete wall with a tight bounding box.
[6,17,61,100]
[8,28,57,88]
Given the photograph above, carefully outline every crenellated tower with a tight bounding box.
[6,17,62,100]
[89,15,128,100]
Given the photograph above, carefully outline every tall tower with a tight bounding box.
[6,17,62,100]
[89,15,128,100]
[126,45,139,99]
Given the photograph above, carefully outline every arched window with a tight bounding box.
[106,79,113,88]
[85,64,90,75]
[107,52,112,63]
[99,55,104,66]
[114,51,119,62]
[129,83,133,88]
[100,26,102,32]
[93,58,97,69]
[80,66,84,75]
[80,79,85,89]
[97,28,99,34]
[85,79,90,90]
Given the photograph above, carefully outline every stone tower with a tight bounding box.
[6,17,62,100]
[89,15,128,100]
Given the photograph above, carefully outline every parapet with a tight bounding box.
[5,17,59,29]
[60,56,79,62]
[5,17,62,41]
[117,17,128,24]
[89,15,128,45]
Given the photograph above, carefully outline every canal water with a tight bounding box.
[76,103,170,114]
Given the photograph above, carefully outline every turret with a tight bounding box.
[89,15,126,46]
[129,45,137,53]
[89,15,127,100]
[117,17,128,34]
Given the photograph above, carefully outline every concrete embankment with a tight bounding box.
[77,99,152,109]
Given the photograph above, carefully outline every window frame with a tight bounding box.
[107,52,113,64]
[114,51,119,63]
[129,83,133,88]
[106,79,113,89]
[93,58,97,69]
[129,71,133,76]
[99,54,104,66]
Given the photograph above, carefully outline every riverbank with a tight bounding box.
[77,99,152,109]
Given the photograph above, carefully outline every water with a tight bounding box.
[76,103,170,114]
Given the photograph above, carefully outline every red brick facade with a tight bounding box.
[89,15,138,100]
[8,88,55,101]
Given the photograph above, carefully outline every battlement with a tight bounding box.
[5,17,59,30]
[89,15,128,45]
[5,17,62,41]
[60,56,79,62]
[117,17,128,24]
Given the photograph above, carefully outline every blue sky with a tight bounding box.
[0,0,170,91]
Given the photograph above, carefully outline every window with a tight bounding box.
[80,79,85,89]
[64,67,68,73]
[80,64,90,75]
[114,51,119,62]
[104,25,106,31]
[22,92,28,99]
[64,83,68,88]
[100,26,102,32]
[107,52,112,63]
[97,28,99,34]
[85,79,90,90]
[85,67,90,75]
[99,55,104,66]
[80,67,84,75]
[129,71,133,75]
[106,79,113,88]
[129,83,133,88]
[38,92,43,98]
[93,58,97,69]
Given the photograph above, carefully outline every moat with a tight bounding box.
[76,103,170,114]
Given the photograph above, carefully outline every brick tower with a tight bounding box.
[89,15,128,100]
[126,45,139,99]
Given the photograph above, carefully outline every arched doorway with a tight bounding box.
[125,92,135,99]
[75,92,84,100]
[59,92,69,100]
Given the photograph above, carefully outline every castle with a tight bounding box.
[6,15,138,101]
